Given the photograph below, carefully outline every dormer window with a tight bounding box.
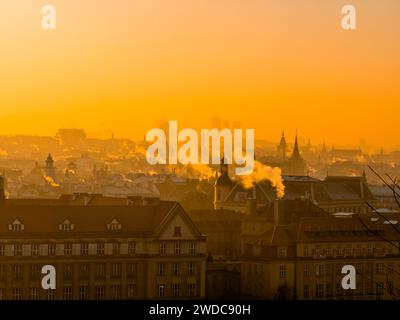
[107,218,122,231]
[9,219,24,232]
[59,219,74,231]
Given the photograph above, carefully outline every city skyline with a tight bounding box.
[0,0,399,148]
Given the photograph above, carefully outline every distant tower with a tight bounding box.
[277,131,287,159]
[321,143,327,154]
[291,132,302,160]
[214,157,233,209]
[45,154,57,180]
[286,132,307,176]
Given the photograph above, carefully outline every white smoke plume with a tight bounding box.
[239,160,285,198]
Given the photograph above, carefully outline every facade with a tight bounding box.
[0,180,207,300]
[241,215,400,299]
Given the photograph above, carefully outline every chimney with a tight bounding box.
[0,176,5,204]
[274,199,283,224]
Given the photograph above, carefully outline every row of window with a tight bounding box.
[158,283,197,298]
[0,242,197,257]
[302,244,394,258]
[0,284,137,300]
[246,262,400,278]
[8,218,123,232]
[157,262,197,276]
[303,282,392,298]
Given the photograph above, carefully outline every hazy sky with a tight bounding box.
[0,0,399,148]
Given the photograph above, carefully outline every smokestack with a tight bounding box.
[0,176,5,204]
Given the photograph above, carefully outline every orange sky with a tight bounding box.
[0,0,399,149]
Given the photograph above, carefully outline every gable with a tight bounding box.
[156,205,201,240]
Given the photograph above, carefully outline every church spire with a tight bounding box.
[291,131,302,160]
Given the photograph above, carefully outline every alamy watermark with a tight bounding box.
[145,121,255,175]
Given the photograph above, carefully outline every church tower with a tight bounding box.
[277,131,287,159]
[45,154,57,181]
[286,132,307,176]
[214,157,233,209]
[291,132,302,160]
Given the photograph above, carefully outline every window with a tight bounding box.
[64,264,73,279]
[188,242,196,256]
[188,283,196,297]
[174,226,182,237]
[158,263,165,276]
[111,285,121,299]
[303,246,309,257]
[64,243,72,255]
[172,284,180,297]
[278,247,287,258]
[14,244,22,256]
[46,289,56,300]
[0,245,4,256]
[376,282,384,298]
[188,262,195,275]
[63,287,73,300]
[81,243,89,255]
[316,284,324,298]
[79,287,88,300]
[30,264,40,280]
[279,265,287,278]
[326,264,332,276]
[95,286,104,300]
[112,243,120,255]
[9,219,24,232]
[30,288,39,300]
[96,264,105,278]
[158,284,166,298]
[316,264,325,276]
[173,263,180,276]
[304,285,310,298]
[31,244,39,256]
[48,244,56,256]
[174,242,181,255]
[376,263,384,274]
[13,265,22,280]
[304,264,310,277]
[128,242,136,255]
[12,288,23,300]
[0,265,6,280]
[97,243,104,255]
[108,218,122,231]
[127,263,137,277]
[159,242,166,255]
[80,264,89,278]
[127,284,136,298]
[59,219,74,231]
[111,263,121,277]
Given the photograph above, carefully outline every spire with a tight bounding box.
[291,131,302,160]
[277,130,287,159]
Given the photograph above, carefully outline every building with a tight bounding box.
[0,177,207,300]
[214,161,376,214]
[241,211,400,300]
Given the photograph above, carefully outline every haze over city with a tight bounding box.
[1,0,399,148]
